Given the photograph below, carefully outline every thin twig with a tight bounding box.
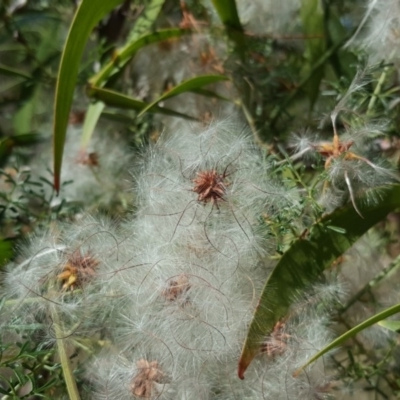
[340,253,400,313]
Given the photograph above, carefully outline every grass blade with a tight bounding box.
[294,303,400,375]
[0,64,31,79]
[83,1,170,152]
[210,0,245,59]
[89,86,198,120]
[89,28,188,87]
[53,0,125,192]
[210,0,242,31]
[80,102,105,150]
[300,0,326,108]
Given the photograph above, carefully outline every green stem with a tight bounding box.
[1,383,21,400]
[270,37,347,127]
[51,306,81,400]
[340,253,400,313]
[367,65,390,116]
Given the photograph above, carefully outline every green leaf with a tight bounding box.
[82,29,189,141]
[295,303,400,375]
[191,88,231,102]
[300,0,326,108]
[89,86,198,120]
[378,320,400,332]
[0,386,9,395]
[238,185,400,379]
[0,240,13,267]
[0,64,31,79]
[210,0,245,59]
[13,86,41,135]
[325,8,357,80]
[83,1,169,153]
[51,307,81,400]
[80,102,105,150]
[89,28,187,87]
[100,111,138,125]
[53,0,125,192]
[210,0,242,31]
[0,133,43,163]
[126,0,166,42]
[137,75,229,117]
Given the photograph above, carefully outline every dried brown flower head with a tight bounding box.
[311,133,355,169]
[192,169,227,207]
[130,359,165,399]
[76,151,100,167]
[261,320,290,358]
[162,273,191,303]
[69,110,86,125]
[57,250,99,291]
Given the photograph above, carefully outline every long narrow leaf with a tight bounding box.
[82,0,168,153]
[53,0,125,192]
[0,65,31,79]
[137,75,229,117]
[238,185,400,379]
[0,240,13,267]
[210,0,245,59]
[80,102,105,149]
[89,28,188,87]
[126,0,165,42]
[89,86,197,120]
[300,0,326,108]
[210,0,242,31]
[295,303,400,375]
[378,320,400,332]
[0,133,43,162]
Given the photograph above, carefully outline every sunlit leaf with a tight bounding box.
[126,0,165,42]
[80,102,105,150]
[238,185,400,379]
[378,320,400,332]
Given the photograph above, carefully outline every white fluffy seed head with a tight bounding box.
[87,346,212,400]
[1,215,129,344]
[234,0,301,36]
[31,126,132,209]
[348,0,400,63]
[134,121,293,255]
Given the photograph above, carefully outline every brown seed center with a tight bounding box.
[130,359,165,398]
[57,250,99,291]
[192,170,226,205]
